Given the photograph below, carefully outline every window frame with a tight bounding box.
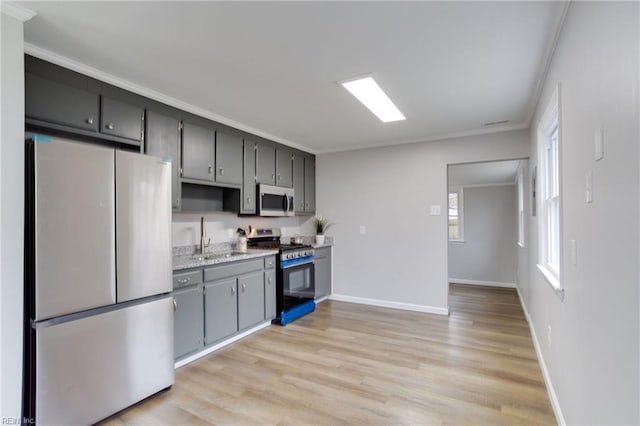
[448,187,465,243]
[517,162,525,247]
[536,85,563,297]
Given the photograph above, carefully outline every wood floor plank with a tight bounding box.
[100,283,556,425]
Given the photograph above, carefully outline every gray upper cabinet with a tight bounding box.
[255,142,276,185]
[145,110,181,209]
[304,156,316,212]
[242,139,257,214]
[100,97,144,142]
[293,154,305,213]
[173,286,204,360]
[204,279,238,345]
[238,272,265,330]
[275,147,293,187]
[265,269,276,320]
[25,73,99,132]
[215,131,243,185]
[182,121,215,183]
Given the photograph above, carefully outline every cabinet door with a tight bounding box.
[25,73,99,132]
[173,286,204,360]
[304,157,316,212]
[276,147,293,187]
[238,272,265,330]
[101,97,144,141]
[314,254,331,299]
[293,154,305,213]
[182,122,215,182]
[255,142,276,185]
[215,131,243,185]
[264,270,277,320]
[242,140,257,214]
[204,279,238,345]
[146,111,181,209]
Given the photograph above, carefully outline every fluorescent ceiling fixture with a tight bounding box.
[341,76,406,123]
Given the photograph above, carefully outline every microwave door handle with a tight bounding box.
[286,195,291,212]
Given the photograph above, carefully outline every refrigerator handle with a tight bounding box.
[173,298,177,312]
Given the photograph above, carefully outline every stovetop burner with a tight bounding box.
[246,228,313,252]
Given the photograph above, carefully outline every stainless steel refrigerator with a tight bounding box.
[23,136,175,425]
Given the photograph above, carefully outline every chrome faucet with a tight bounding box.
[200,216,210,254]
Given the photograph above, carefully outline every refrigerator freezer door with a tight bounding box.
[35,138,116,320]
[35,297,175,425]
[116,151,172,302]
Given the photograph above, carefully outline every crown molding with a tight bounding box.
[0,2,36,22]
[23,42,315,154]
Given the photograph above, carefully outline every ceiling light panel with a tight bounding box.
[341,76,405,123]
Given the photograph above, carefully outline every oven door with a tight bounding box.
[282,260,315,299]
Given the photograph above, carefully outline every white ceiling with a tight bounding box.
[20,1,567,153]
[448,159,521,187]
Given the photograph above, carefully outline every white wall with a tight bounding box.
[521,2,639,424]
[0,11,26,421]
[448,184,517,286]
[172,212,313,247]
[317,129,529,313]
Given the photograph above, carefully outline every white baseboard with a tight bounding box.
[449,278,516,288]
[330,294,449,316]
[315,295,331,303]
[175,321,271,369]
[515,287,565,426]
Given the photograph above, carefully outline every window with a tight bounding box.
[537,86,562,292]
[448,188,464,241]
[517,163,525,247]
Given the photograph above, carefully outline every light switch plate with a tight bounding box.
[594,126,604,161]
[429,205,441,216]
[585,170,593,203]
[359,225,366,235]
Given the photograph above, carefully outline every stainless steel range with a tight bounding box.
[247,229,316,325]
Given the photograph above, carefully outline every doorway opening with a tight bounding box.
[446,158,529,312]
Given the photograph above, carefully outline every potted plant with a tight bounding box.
[312,214,333,245]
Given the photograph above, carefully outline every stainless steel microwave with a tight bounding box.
[258,184,294,217]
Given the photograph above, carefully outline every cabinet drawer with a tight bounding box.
[204,259,263,282]
[173,269,203,289]
[315,247,331,259]
[264,256,276,270]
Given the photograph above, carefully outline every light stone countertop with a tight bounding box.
[173,248,278,272]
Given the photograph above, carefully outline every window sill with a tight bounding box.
[537,263,564,301]
[448,240,466,244]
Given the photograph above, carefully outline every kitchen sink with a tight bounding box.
[191,252,245,261]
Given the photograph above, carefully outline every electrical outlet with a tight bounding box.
[547,325,552,346]
[359,225,366,235]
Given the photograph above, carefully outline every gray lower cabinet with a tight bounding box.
[215,131,243,185]
[182,121,215,183]
[265,269,276,319]
[25,72,99,133]
[238,272,265,330]
[314,247,332,299]
[275,147,293,187]
[256,142,276,185]
[100,97,144,142]
[204,278,238,345]
[242,139,257,214]
[173,285,204,360]
[146,110,181,210]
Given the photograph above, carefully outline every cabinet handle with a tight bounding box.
[267,261,273,266]
[176,198,180,207]
[231,286,236,295]
[267,277,272,285]
[271,174,275,180]
[177,277,191,284]
[208,165,213,174]
[219,168,224,176]
[86,117,94,125]
[241,283,246,292]
[173,299,177,312]
[247,197,252,204]
[106,123,114,130]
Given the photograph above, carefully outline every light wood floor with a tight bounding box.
[102,284,556,425]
